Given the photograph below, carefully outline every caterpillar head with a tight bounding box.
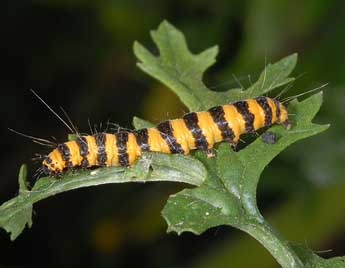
[42,149,65,175]
[278,102,291,129]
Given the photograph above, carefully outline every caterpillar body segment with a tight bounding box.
[42,96,290,175]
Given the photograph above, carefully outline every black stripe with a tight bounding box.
[76,137,89,168]
[57,143,73,168]
[94,133,107,166]
[45,156,53,164]
[255,96,272,127]
[273,99,281,121]
[81,159,89,168]
[207,106,235,141]
[233,101,255,132]
[76,137,88,157]
[115,132,129,166]
[183,112,208,149]
[156,120,184,154]
[133,129,150,151]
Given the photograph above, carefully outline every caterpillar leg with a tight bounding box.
[281,119,292,129]
[222,137,237,151]
[205,148,216,158]
[262,131,277,144]
[227,141,237,151]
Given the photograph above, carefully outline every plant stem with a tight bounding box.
[240,218,304,268]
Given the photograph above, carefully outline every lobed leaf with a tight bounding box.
[134,20,227,111]
[244,53,297,98]
[0,165,33,240]
[218,53,297,102]
[134,21,297,111]
[138,20,330,268]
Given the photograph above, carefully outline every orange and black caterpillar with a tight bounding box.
[42,96,290,175]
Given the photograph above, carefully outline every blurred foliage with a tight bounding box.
[1,0,345,268]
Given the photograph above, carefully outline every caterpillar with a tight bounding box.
[42,96,290,176]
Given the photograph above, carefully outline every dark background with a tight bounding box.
[1,1,345,267]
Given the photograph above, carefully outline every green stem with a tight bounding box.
[0,155,206,232]
[240,219,303,268]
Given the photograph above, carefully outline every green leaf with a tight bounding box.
[18,163,29,193]
[162,185,242,235]
[0,165,33,241]
[0,153,206,240]
[68,134,78,141]
[134,20,228,111]
[134,21,297,108]
[216,54,297,102]
[224,92,328,211]
[132,116,155,129]
[244,53,297,97]
[134,21,329,268]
